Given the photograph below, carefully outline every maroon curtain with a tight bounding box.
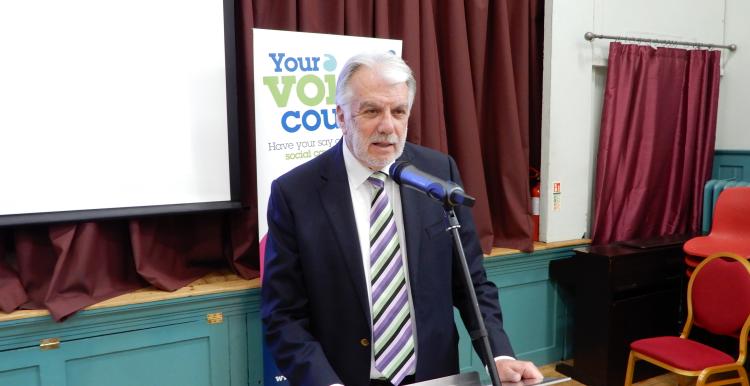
[0,0,542,320]
[244,0,541,251]
[0,232,27,312]
[591,43,721,245]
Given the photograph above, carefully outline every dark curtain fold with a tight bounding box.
[591,43,721,245]
[14,222,146,320]
[0,233,28,312]
[0,0,541,320]
[130,215,226,291]
[481,0,539,250]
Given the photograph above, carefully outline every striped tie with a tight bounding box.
[368,172,415,386]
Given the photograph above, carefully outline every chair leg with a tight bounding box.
[738,366,749,386]
[696,370,710,386]
[624,351,637,386]
[676,374,696,386]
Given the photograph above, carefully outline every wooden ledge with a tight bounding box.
[486,239,591,258]
[0,271,260,323]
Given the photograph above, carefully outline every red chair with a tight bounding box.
[623,252,750,386]
[684,187,750,276]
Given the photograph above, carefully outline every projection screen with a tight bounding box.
[0,0,240,226]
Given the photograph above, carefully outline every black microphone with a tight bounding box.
[389,161,475,207]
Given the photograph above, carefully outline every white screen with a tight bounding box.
[0,0,234,220]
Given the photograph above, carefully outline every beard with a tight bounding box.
[345,119,406,170]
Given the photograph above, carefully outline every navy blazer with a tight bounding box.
[261,140,514,386]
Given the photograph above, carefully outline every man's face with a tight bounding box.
[337,67,410,170]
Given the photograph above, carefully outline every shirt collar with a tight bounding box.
[342,137,394,189]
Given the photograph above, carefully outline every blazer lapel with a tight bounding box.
[318,141,370,321]
[397,144,424,290]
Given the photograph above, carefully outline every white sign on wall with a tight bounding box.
[253,28,402,269]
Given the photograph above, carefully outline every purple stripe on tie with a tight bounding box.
[373,276,406,325]
[391,355,416,386]
[370,193,388,223]
[373,287,408,337]
[368,175,385,189]
[370,222,398,264]
[376,321,413,365]
[371,252,402,299]
[370,204,392,244]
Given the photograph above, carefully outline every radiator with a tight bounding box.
[702,179,750,234]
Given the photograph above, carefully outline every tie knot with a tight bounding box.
[367,172,387,190]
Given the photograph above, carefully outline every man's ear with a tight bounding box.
[336,105,347,134]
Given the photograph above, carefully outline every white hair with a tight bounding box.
[335,51,416,110]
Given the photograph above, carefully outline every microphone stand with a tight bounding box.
[444,205,502,386]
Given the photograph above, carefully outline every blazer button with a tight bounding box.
[360,338,370,347]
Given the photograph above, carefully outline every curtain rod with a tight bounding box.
[584,32,737,52]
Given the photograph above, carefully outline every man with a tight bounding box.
[261,52,542,386]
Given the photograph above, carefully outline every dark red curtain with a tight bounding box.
[0,0,542,320]
[591,43,721,245]
[244,0,542,251]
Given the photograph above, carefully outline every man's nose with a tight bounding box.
[377,110,397,133]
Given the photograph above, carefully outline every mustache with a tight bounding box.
[368,133,400,144]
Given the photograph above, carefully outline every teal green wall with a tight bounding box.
[713,149,750,181]
[457,246,578,383]
[0,290,263,386]
[0,242,581,385]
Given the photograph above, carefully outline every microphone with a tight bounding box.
[389,161,475,207]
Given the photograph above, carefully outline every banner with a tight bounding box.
[253,28,402,384]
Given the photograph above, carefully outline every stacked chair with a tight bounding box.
[684,187,750,276]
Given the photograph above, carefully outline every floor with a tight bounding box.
[539,361,685,386]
